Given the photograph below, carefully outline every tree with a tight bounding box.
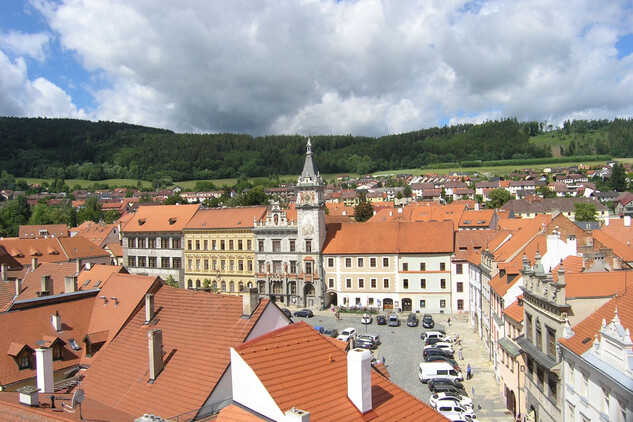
[403,185,412,197]
[574,202,597,221]
[0,195,31,237]
[486,188,514,209]
[537,186,557,199]
[164,194,187,205]
[164,275,180,288]
[354,195,374,222]
[610,163,627,192]
[77,197,103,224]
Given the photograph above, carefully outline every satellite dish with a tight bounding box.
[71,388,85,407]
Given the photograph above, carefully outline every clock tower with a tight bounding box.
[296,138,326,252]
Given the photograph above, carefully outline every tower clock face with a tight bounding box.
[301,191,314,205]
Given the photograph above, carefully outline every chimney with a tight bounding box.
[145,293,155,324]
[604,218,610,227]
[148,329,163,383]
[347,348,372,413]
[14,279,21,297]
[1,263,7,280]
[31,257,39,269]
[35,347,54,393]
[65,276,77,293]
[85,262,92,270]
[242,288,259,317]
[51,311,62,331]
[625,216,631,227]
[40,275,51,295]
[285,407,310,422]
[76,259,83,274]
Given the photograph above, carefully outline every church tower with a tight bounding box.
[296,138,326,252]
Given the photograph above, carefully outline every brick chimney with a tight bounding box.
[347,348,372,413]
[242,288,259,317]
[145,293,155,324]
[35,348,54,393]
[65,276,77,293]
[148,329,163,383]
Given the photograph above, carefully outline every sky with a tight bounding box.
[1,0,633,137]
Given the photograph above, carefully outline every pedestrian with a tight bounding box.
[466,363,472,380]
[382,356,385,365]
[458,346,464,360]
[471,386,475,397]
[447,317,451,326]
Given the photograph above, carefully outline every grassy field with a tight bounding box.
[530,130,607,156]
[19,156,633,190]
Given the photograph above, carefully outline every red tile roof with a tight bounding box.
[459,209,495,228]
[0,237,108,267]
[559,287,633,356]
[454,230,502,260]
[185,206,268,229]
[565,271,631,299]
[57,237,109,260]
[80,288,273,418]
[551,256,584,282]
[216,404,265,421]
[69,221,117,248]
[122,204,200,232]
[19,224,69,239]
[504,298,524,323]
[600,219,633,249]
[233,322,448,422]
[323,221,454,254]
[592,230,633,261]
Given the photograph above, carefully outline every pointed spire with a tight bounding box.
[612,305,621,325]
[299,137,319,182]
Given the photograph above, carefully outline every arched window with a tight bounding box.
[213,281,218,290]
[187,279,193,289]
[239,282,244,292]
[221,281,226,291]
[196,279,201,288]
[229,281,235,292]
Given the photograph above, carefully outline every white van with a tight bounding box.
[418,362,463,383]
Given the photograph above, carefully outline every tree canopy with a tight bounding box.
[486,188,514,209]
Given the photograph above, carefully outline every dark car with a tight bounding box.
[280,308,292,319]
[293,309,314,318]
[425,355,461,371]
[429,384,463,395]
[376,314,387,325]
[323,328,339,338]
[356,335,377,349]
[388,313,401,327]
[428,377,465,392]
[423,347,454,359]
[425,337,448,346]
[422,314,435,328]
[406,313,419,327]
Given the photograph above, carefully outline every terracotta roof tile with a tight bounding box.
[19,224,69,239]
[600,219,633,248]
[185,206,269,229]
[0,238,66,266]
[454,230,501,260]
[233,322,447,422]
[80,288,273,418]
[69,221,117,248]
[492,215,551,262]
[216,404,266,421]
[459,209,495,227]
[57,237,109,260]
[565,271,631,298]
[104,242,123,257]
[592,230,633,261]
[551,256,584,282]
[122,204,200,232]
[323,221,454,254]
[503,298,524,323]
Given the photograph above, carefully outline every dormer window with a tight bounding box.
[8,343,34,370]
[169,217,177,225]
[19,355,30,369]
[53,345,63,361]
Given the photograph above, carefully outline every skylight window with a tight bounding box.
[94,280,102,287]
[83,279,91,287]
[68,338,81,351]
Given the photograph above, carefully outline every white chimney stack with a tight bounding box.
[285,407,310,422]
[35,347,54,393]
[625,216,631,227]
[347,348,372,413]
[145,293,154,324]
[148,329,163,383]
[31,257,38,269]
[14,279,21,298]
[604,218,610,227]
[1,263,6,280]
[65,276,77,293]
[242,288,259,317]
[51,311,62,332]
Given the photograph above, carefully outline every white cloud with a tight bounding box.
[3,0,628,135]
[0,30,51,61]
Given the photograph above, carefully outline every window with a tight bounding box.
[357,257,364,267]
[221,260,226,271]
[440,300,446,308]
[221,240,226,250]
[420,262,426,271]
[138,256,146,268]
[526,313,533,341]
[204,259,209,270]
[457,282,463,292]
[601,388,610,415]
[148,237,155,248]
[420,300,426,308]
[187,259,193,270]
[19,355,30,369]
[328,278,334,288]
[305,240,312,252]
[248,260,253,271]
[403,279,409,289]
[204,240,208,250]
[238,240,242,250]
[212,240,217,250]
[290,261,297,274]
[370,258,376,267]
[272,240,281,252]
[383,257,389,267]
[273,261,282,273]
[547,327,557,358]
[258,261,265,273]
[358,279,364,288]
[229,260,235,271]
[580,372,588,397]
[52,345,63,361]
[289,240,296,252]
[368,298,374,305]
[328,257,334,267]
[536,321,542,350]
[161,257,170,268]
[346,278,352,288]
[229,240,234,250]
[238,260,244,271]
[172,258,181,269]
[440,262,446,271]
[161,238,169,249]
[305,262,313,274]
[128,256,136,267]
[195,259,200,271]
[247,240,252,250]
[403,263,409,271]
[68,338,81,351]
[371,278,377,288]
[456,263,463,274]
[172,238,181,249]
[440,279,446,289]
[212,260,217,270]
[196,240,200,250]
[345,258,352,267]
[421,279,427,288]
[138,238,146,248]
[457,299,464,310]
[258,240,264,252]
[149,257,156,268]
[383,278,389,288]
[548,376,558,400]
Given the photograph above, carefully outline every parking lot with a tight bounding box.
[298,310,514,422]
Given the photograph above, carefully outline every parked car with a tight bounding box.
[424,342,454,354]
[280,308,292,319]
[361,313,373,324]
[429,392,473,409]
[356,334,378,349]
[425,354,460,371]
[422,314,435,328]
[363,333,381,346]
[314,325,325,334]
[423,347,454,359]
[322,328,339,338]
[388,313,401,327]
[376,314,387,325]
[337,327,357,342]
[293,309,314,318]
[418,362,463,383]
[421,330,449,342]
[428,377,465,392]
[429,384,462,396]
[406,313,419,327]
[435,403,476,419]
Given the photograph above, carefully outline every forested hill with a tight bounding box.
[1,116,632,182]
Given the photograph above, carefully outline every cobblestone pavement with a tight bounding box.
[293,308,514,422]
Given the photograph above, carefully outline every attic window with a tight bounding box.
[138,218,146,225]
[169,217,177,225]
[477,220,486,224]
[94,280,102,287]
[83,279,91,287]
[463,220,472,224]
[68,338,81,351]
